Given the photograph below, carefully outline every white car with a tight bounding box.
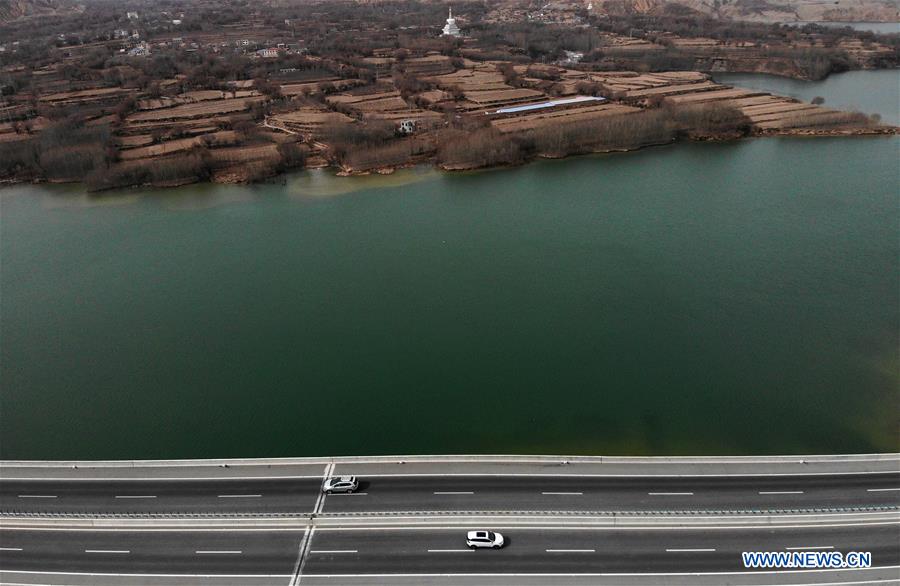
[466,530,505,549]
[322,476,359,494]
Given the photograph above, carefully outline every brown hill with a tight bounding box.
[593,0,899,22]
[0,0,71,21]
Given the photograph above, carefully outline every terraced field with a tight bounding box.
[127,98,265,122]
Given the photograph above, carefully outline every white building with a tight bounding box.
[442,8,461,37]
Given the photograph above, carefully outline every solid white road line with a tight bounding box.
[648,492,694,495]
[0,571,293,578]
[433,491,474,495]
[288,526,309,586]
[546,549,595,553]
[195,550,242,554]
[313,462,334,515]
[84,550,129,554]
[328,492,368,496]
[309,550,358,554]
[5,567,900,579]
[114,495,156,499]
[427,549,472,553]
[217,494,262,498]
[0,547,23,551]
[666,548,716,552]
[787,546,835,550]
[542,492,583,495]
[16,495,56,498]
[867,487,900,492]
[759,490,804,495]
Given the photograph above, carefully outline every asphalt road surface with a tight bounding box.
[0,523,896,578]
[2,473,898,515]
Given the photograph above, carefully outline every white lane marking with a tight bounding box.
[867,487,900,492]
[3,475,322,481]
[114,495,156,499]
[295,526,316,586]
[4,567,900,580]
[427,549,473,553]
[309,550,358,554]
[0,571,293,578]
[759,490,804,495]
[546,549,595,553]
[84,550,130,554]
[6,470,900,480]
[648,492,694,495]
[433,491,474,495]
[195,550,242,554]
[0,547,23,551]
[787,545,835,550]
[16,495,57,498]
[5,518,896,534]
[217,494,262,498]
[313,462,334,515]
[666,548,716,552]
[2,527,307,532]
[542,492,583,495]
[327,492,368,496]
[288,526,309,586]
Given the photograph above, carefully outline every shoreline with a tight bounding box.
[2,125,896,193]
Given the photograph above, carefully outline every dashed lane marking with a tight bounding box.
[648,492,694,496]
[786,546,834,550]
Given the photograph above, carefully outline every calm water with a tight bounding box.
[2,69,899,460]
[714,69,900,125]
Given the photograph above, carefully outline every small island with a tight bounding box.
[0,0,897,190]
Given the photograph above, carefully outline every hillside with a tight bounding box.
[0,0,71,22]
[594,0,899,22]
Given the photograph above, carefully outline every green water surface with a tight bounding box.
[3,69,899,459]
[2,135,897,459]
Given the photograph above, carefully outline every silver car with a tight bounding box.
[322,476,359,494]
[466,530,505,549]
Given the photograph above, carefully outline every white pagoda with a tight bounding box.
[442,7,461,37]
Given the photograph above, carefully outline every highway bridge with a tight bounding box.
[1,454,898,585]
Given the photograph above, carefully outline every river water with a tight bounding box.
[1,75,897,460]
[714,70,900,125]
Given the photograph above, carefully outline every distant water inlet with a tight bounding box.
[713,69,900,126]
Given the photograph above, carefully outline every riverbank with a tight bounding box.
[4,119,894,189]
